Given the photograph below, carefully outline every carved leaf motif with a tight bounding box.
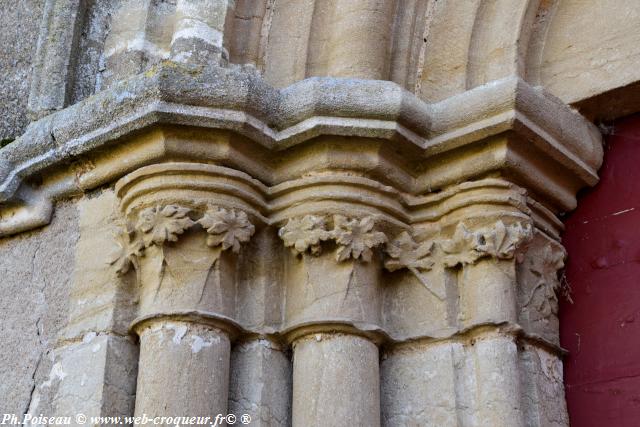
[108,226,144,276]
[476,220,532,259]
[440,223,481,267]
[384,231,435,272]
[525,245,566,317]
[331,215,387,262]
[440,220,533,266]
[197,207,255,253]
[278,215,330,256]
[136,205,194,247]
[385,231,444,300]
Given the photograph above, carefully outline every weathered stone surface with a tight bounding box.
[4,0,639,425]
[539,0,640,106]
[0,0,45,140]
[381,341,459,427]
[0,200,77,415]
[292,333,380,427]
[25,334,138,420]
[229,339,291,426]
[135,321,231,419]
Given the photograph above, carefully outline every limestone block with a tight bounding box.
[459,259,519,327]
[381,341,459,427]
[0,0,45,139]
[0,200,77,415]
[27,0,84,118]
[25,334,137,422]
[171,0,233,64]
[472,334,524,427]
[284,251,382,329]
[382,268,455,339]
[540,0,640,105]
[519,344,569,427]
[291,333,380,427]
[229,339,291,426]
[134,320,231,418]
[63,189,136,340]
[235,228,285,330]
[136,232,239,319]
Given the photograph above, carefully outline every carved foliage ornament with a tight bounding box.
[278,215,330,256]
[110,204,255,276]
[385,231,441,299]
[108,225,144,276]
[137,205,194,247]
[523,244,566,317]
[279,214,387,262]
[279,215,531,269]
[332,215,387,262]
[197,206,255,253]
[440,220,533,267]
[384,220,532,299]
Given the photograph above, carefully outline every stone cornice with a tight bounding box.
[0,61,601,236]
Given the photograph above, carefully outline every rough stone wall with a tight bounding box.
[0,0,45,141]
[0,199,77,415]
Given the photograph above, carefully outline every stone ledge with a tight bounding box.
[0,61,602,236]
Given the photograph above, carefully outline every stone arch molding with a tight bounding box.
[2,0,613,426]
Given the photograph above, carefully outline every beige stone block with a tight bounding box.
[135,321,231,419]
[229,339,291,426]
[284,253,382,328]
[26,334,137,422]
[292,333,380,427]
[64,189,136,340]
[381,341,459,426]
[459,259,518,327]
[519,344,569,427]
[472,334,524,427]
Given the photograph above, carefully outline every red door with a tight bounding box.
[561,114,640,426]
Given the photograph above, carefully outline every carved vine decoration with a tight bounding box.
[278,216,532,282]
[331,215,387,262]
[279,215,330,256]
[136,205,194,247]
[110,204,255,276]
[197,206,255,253]
[108,224,144,276]
[278,215,387,262]
[382,220,532,300]
[523,244,566,318]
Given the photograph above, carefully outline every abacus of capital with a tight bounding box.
[0,1,605,425]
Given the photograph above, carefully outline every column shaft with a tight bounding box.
[292,333,380,427]
[229,339,292,426]
[171,0,232,64]
[134,320,231,420]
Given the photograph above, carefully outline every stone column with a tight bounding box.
[111,174,258,421]
[134,319,231,418]
[279,215,386,427]
[171,0,234,65]
[101,0,154,88]
[325,0,396,79]
[229,339,292,426]
[291,332,380,426]
[380,214,535,426]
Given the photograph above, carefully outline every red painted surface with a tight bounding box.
[561,114,640,426]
